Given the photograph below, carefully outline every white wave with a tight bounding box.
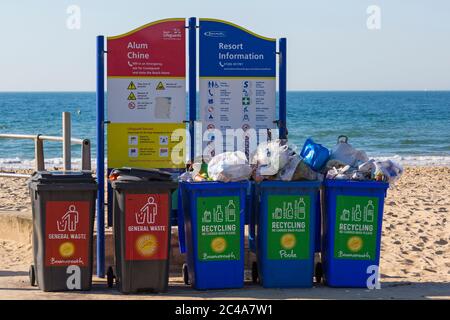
[1,155,450,171]
[372,155,450,167]
[0,157,101,171]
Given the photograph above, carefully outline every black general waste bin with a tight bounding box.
[108,168,177,293]
[28,171,97,292]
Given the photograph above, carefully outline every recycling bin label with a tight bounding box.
[196,196,240,261]
[334,196,379,260]
[267,195,310,260]
[125,193,169,261]
[45,201,90,267]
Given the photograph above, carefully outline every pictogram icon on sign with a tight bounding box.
[156,82,165,90]
[127,92,137,100]
[127,81,137,90]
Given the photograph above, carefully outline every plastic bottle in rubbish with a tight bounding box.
[353,205,362,222]
[295,199,306,219]
[364,201,374,222]
[225,200,236,222]
[199,157,209,179]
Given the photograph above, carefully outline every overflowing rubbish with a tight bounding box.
[252,139,291,176]
[300,138,330,171]
[322,136,403,184]
[207,151,252,182]
[329,135,369,167]
[373,160,404,183]
[251,139,323,182]
[290,159,323,181]
[179,135,402,185]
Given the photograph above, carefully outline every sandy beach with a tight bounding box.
[0,166,449,298]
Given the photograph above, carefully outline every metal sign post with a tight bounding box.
[96,35,106,278]
[279,38,287,139]
[188,17,197,162]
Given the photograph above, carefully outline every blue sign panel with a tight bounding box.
[198,19,277,159]
[199,19,276,77]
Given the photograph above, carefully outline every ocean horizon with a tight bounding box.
[1,91,449,169]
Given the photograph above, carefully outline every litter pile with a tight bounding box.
[179,135,403,185]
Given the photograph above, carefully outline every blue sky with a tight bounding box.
[0,0,449,91]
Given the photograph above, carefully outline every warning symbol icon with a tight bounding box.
[127,92,137,101]
[156,82,165,90]
[127,81,136,90]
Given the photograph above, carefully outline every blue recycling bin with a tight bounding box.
[249,180,321,288]
[178,181,248,290]
[322,179,389,287]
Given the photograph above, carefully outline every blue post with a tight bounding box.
[279,38,287,139]
[188,17,197,162]
[96,35,105,278]
[107,168,113,227]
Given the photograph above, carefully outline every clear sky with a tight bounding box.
[0,0,449,91]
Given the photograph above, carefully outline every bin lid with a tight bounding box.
[109,167,173,182]
[30,171,96,184]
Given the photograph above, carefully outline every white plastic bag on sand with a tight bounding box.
[208,151,252,182]
[251,139,292,176]
[329,136,369,167]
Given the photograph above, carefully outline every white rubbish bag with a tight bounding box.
[251,139,292,176]
[207,151,252,182]
[329,135,369,167]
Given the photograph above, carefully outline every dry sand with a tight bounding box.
[380,166,450,282]
[0,166,449,299]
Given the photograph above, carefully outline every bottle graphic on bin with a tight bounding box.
[352,205,362,222]
[285,203,294,219]
[364,201,375,222]
[214,205,223,222]
[225,200,236,222]
[295,199,306,219]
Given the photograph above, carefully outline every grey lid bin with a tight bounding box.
[108,167,178,293]
[28,171,97,292]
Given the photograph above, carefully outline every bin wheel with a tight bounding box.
[106,266,115,288]
[182,263,189,285]
[29,265,36,287]
[251,261,259,284]
[315,262,323,284]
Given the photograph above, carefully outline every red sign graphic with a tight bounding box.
[107,19,186,77]
[45,201,90,267]
[125,193,169,261]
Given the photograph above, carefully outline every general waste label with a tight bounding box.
[125,193,169,261]
[334,196,379,260]
[196,196,240,261]
[45,201,90,267]
[267,195,310,260]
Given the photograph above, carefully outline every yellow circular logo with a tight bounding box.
[211,237,227,253]
[59,242,75,258]
[136,234,158,257]
[280,233,296,250]
[347,236,363,252]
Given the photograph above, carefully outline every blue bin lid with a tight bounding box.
[180,180,249,191]
[259,180,322,189]
[324,179,389,190]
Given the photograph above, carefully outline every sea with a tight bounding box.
[0,91,449,169]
